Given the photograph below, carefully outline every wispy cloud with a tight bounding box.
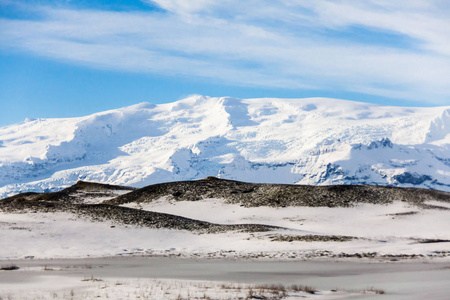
[1,0,450,104]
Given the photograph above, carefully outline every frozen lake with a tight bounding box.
[1,257,450,299]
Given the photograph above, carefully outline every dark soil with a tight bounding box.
[268,234,356,242]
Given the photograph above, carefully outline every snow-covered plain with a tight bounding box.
[1,256,449,300]
[1,257,405,300]
[1,96,450,197]
[1,185,449,300]
[124,198,450,241]
[0,276,363,300]
[1,197,449,260]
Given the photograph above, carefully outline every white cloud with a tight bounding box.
[144,0,217,14]
[291,0,450,56]
[1,0,450,104]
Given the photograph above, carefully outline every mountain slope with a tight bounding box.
[1,96,449,197]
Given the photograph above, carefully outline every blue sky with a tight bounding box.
[1,0,450,127]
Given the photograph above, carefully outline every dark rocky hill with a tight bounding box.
[2,177,449,233]
[105,177,450,208]
[0,179,279,233]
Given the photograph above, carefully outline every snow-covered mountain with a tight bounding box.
[1,96,449,197]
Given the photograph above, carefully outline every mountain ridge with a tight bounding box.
[1,96,449,197]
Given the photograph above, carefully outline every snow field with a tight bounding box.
[1,198,449,260]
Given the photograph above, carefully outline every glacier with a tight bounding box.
[1,95,449,198]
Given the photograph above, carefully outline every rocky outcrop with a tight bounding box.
[0,179,279,233]
[106,177,450,208]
